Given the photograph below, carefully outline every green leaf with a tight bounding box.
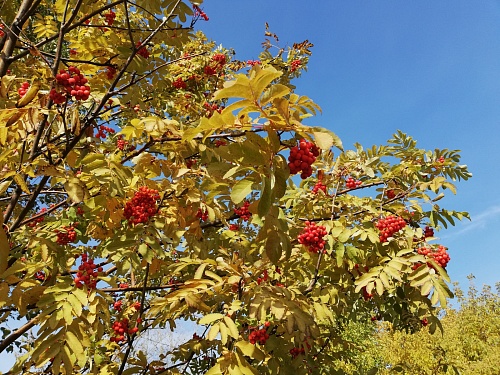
[66,330,84,356]
[231,179,253,204]
[265,230,282,264]
[258,176,273,217]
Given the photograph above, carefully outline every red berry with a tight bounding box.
[298,221,328,254]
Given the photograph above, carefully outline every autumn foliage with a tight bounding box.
[0,1,471,374]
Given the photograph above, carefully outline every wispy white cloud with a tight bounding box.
[442,205,500,238]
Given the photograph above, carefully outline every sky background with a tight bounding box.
[199,0,500,290]
[1,0,499,371]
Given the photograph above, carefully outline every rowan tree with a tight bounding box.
[0,1,472,374]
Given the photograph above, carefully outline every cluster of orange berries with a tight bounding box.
[192,5,209,21]
[256,269,269,285]
[103,10,116,26]
[376,215,406,243]
[51,66,90,103]
[110,318,139,343]
[288,139,320,179]
[74,254,102,289]
[234,201,251,221]
[249,323,270,345]
[385,189,396,199]
[116,136,134,151]
[27,207,47,227]
[135,41,149,59]
[424,226,434,238]
[290,346,306,358]
[95,125,115,139]
[106,66,116,79]
[17,82,30,97]
[55,225,77,245]
[312,181,327,194]
[124,186,160,225]
[196,208,208,221]
[290,59,301,72]
[247,60,261,67]
[298,221,328,254]
[203,101,224,117]
[417,245,450,268]
[172,77,187,89]
[346,177,362,189]
[214,139,227,147]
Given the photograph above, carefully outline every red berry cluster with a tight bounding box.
[211,53,227,68]
[312,181,327,194]
[172,77,187,89]
[229,224,239,231]
[132,301,141,311]
[193,5,209,21]
[27,207,47,228]
[214,139,227,147]
[119,283,129,289]
[376,215,406,243]
[290,59,301,72]
[18,82,30,97]
[52,66,90,103]
[35,271,46,281]
[438,156,445,163]
[346,177,362,189]
[74,254,102,289]
[95,125,115,138]
[103,10,116,26]
[106,66,116,79]
[290,347,305,358]
[116,137,128,151]
[55,225,77,245]
[110,318,139,343]
[196,208,208,221]
[69,48,77,56]
[135,41,149,59]
[385,189,396,199]
[203,102,223,117]
[124,186,160,225]
[113,300,123,311]
[417,245,450,268]
[249,327,269,345]
[421,318,429,326]
[234,201,251,221]
[186,158,197,168]
[362,286,373,301]
[298,221,328,254]
[288,139,319,179]
[0,24,4,38]
[424,226,434,238]
[247,60,261,67]
[257,269,268,285]
[203,65,217,76]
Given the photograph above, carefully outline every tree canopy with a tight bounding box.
[0,1,471,374]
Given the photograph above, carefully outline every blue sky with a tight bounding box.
[198,0,500,290]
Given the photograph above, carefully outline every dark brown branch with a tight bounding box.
[0,312,39,353]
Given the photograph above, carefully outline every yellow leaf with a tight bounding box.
[223,316,239,339]
[13,174,30,194]
[235,341,265,361]
[16,80,40,108]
